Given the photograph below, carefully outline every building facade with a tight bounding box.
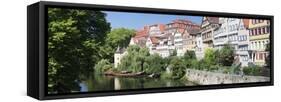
[213,18,250,66]
[195,31,204,59]
[201,17,220,52]
[248,19,270,66]
[114,46,127,68]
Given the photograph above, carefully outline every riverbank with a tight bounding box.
[185,69,270,85]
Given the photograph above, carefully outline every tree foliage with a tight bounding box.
[100,28,136,62]
[203,48,217,66]
[94,59,112,74]
[145,54,167,74]
[170,57,186,79]
[118,45,167,74]
[218,43,235,66]
[118,45,150,72]
[183,50,196,60]
[48,8,110,93]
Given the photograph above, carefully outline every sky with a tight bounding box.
[104,11,203,30]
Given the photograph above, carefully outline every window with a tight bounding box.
[249,30,252,36]
[258,28,261,35]
[255,53,258,60]
[256,19,259,24]
[262,27,265,34]
[267,26,270,33]
[252,20,255,24]
[259,53,264,60]
[262,41,265,49]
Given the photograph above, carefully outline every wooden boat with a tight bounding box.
[104,71,145,77]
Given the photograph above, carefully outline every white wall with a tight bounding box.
[0,0,279,102]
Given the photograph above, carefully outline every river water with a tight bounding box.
[79,74,196,92]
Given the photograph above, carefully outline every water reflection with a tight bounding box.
[80,75,196,92]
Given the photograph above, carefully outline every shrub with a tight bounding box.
[243,65,262,76]
[170,57,186,79]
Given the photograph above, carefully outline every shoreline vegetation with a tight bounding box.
[47,8,270,94]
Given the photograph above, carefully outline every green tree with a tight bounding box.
[94,59,112,74]
[170,57,186,79]
[183,50,196,60]
[204,48,217,66]
[48,8,110,93]
[218,43,235,66]
[106,28,135,48]
[183,50,196,68]
[118,45,150,72]
[145,54,166,74]
[102,28,136,62]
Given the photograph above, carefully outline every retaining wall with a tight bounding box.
[185,69,270,85]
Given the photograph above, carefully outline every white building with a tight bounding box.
[173,30,184,56]
[236,19,250,67]
[114,46,127,68]
[213,18,250,66]
[195,32,204,59]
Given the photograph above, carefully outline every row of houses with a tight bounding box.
[114,17,270,68]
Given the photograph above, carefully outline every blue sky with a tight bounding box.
[104,11,203,30]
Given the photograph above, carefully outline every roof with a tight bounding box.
[149,24,166,33]
[173,19,193,25]
[116,46,126,53]
[134,26,149,38]
[187,28,201,35]
[206,17,219,24]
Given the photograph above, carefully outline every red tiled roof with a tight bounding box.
[206,17,219,24]
[134,26,149,38]
[173,19,193,24]
[158,24,165,32]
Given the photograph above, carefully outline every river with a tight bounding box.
[79,74,196,92]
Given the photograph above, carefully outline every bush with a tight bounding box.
[243,65,262,76]
[170,57,186,79]
[183,50,196,60]
[209,65,220,71]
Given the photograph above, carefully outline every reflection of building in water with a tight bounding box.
[114,78,121,90]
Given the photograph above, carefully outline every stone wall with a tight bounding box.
[185,69,270,85]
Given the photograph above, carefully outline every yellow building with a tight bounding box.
[248,19,270,66]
